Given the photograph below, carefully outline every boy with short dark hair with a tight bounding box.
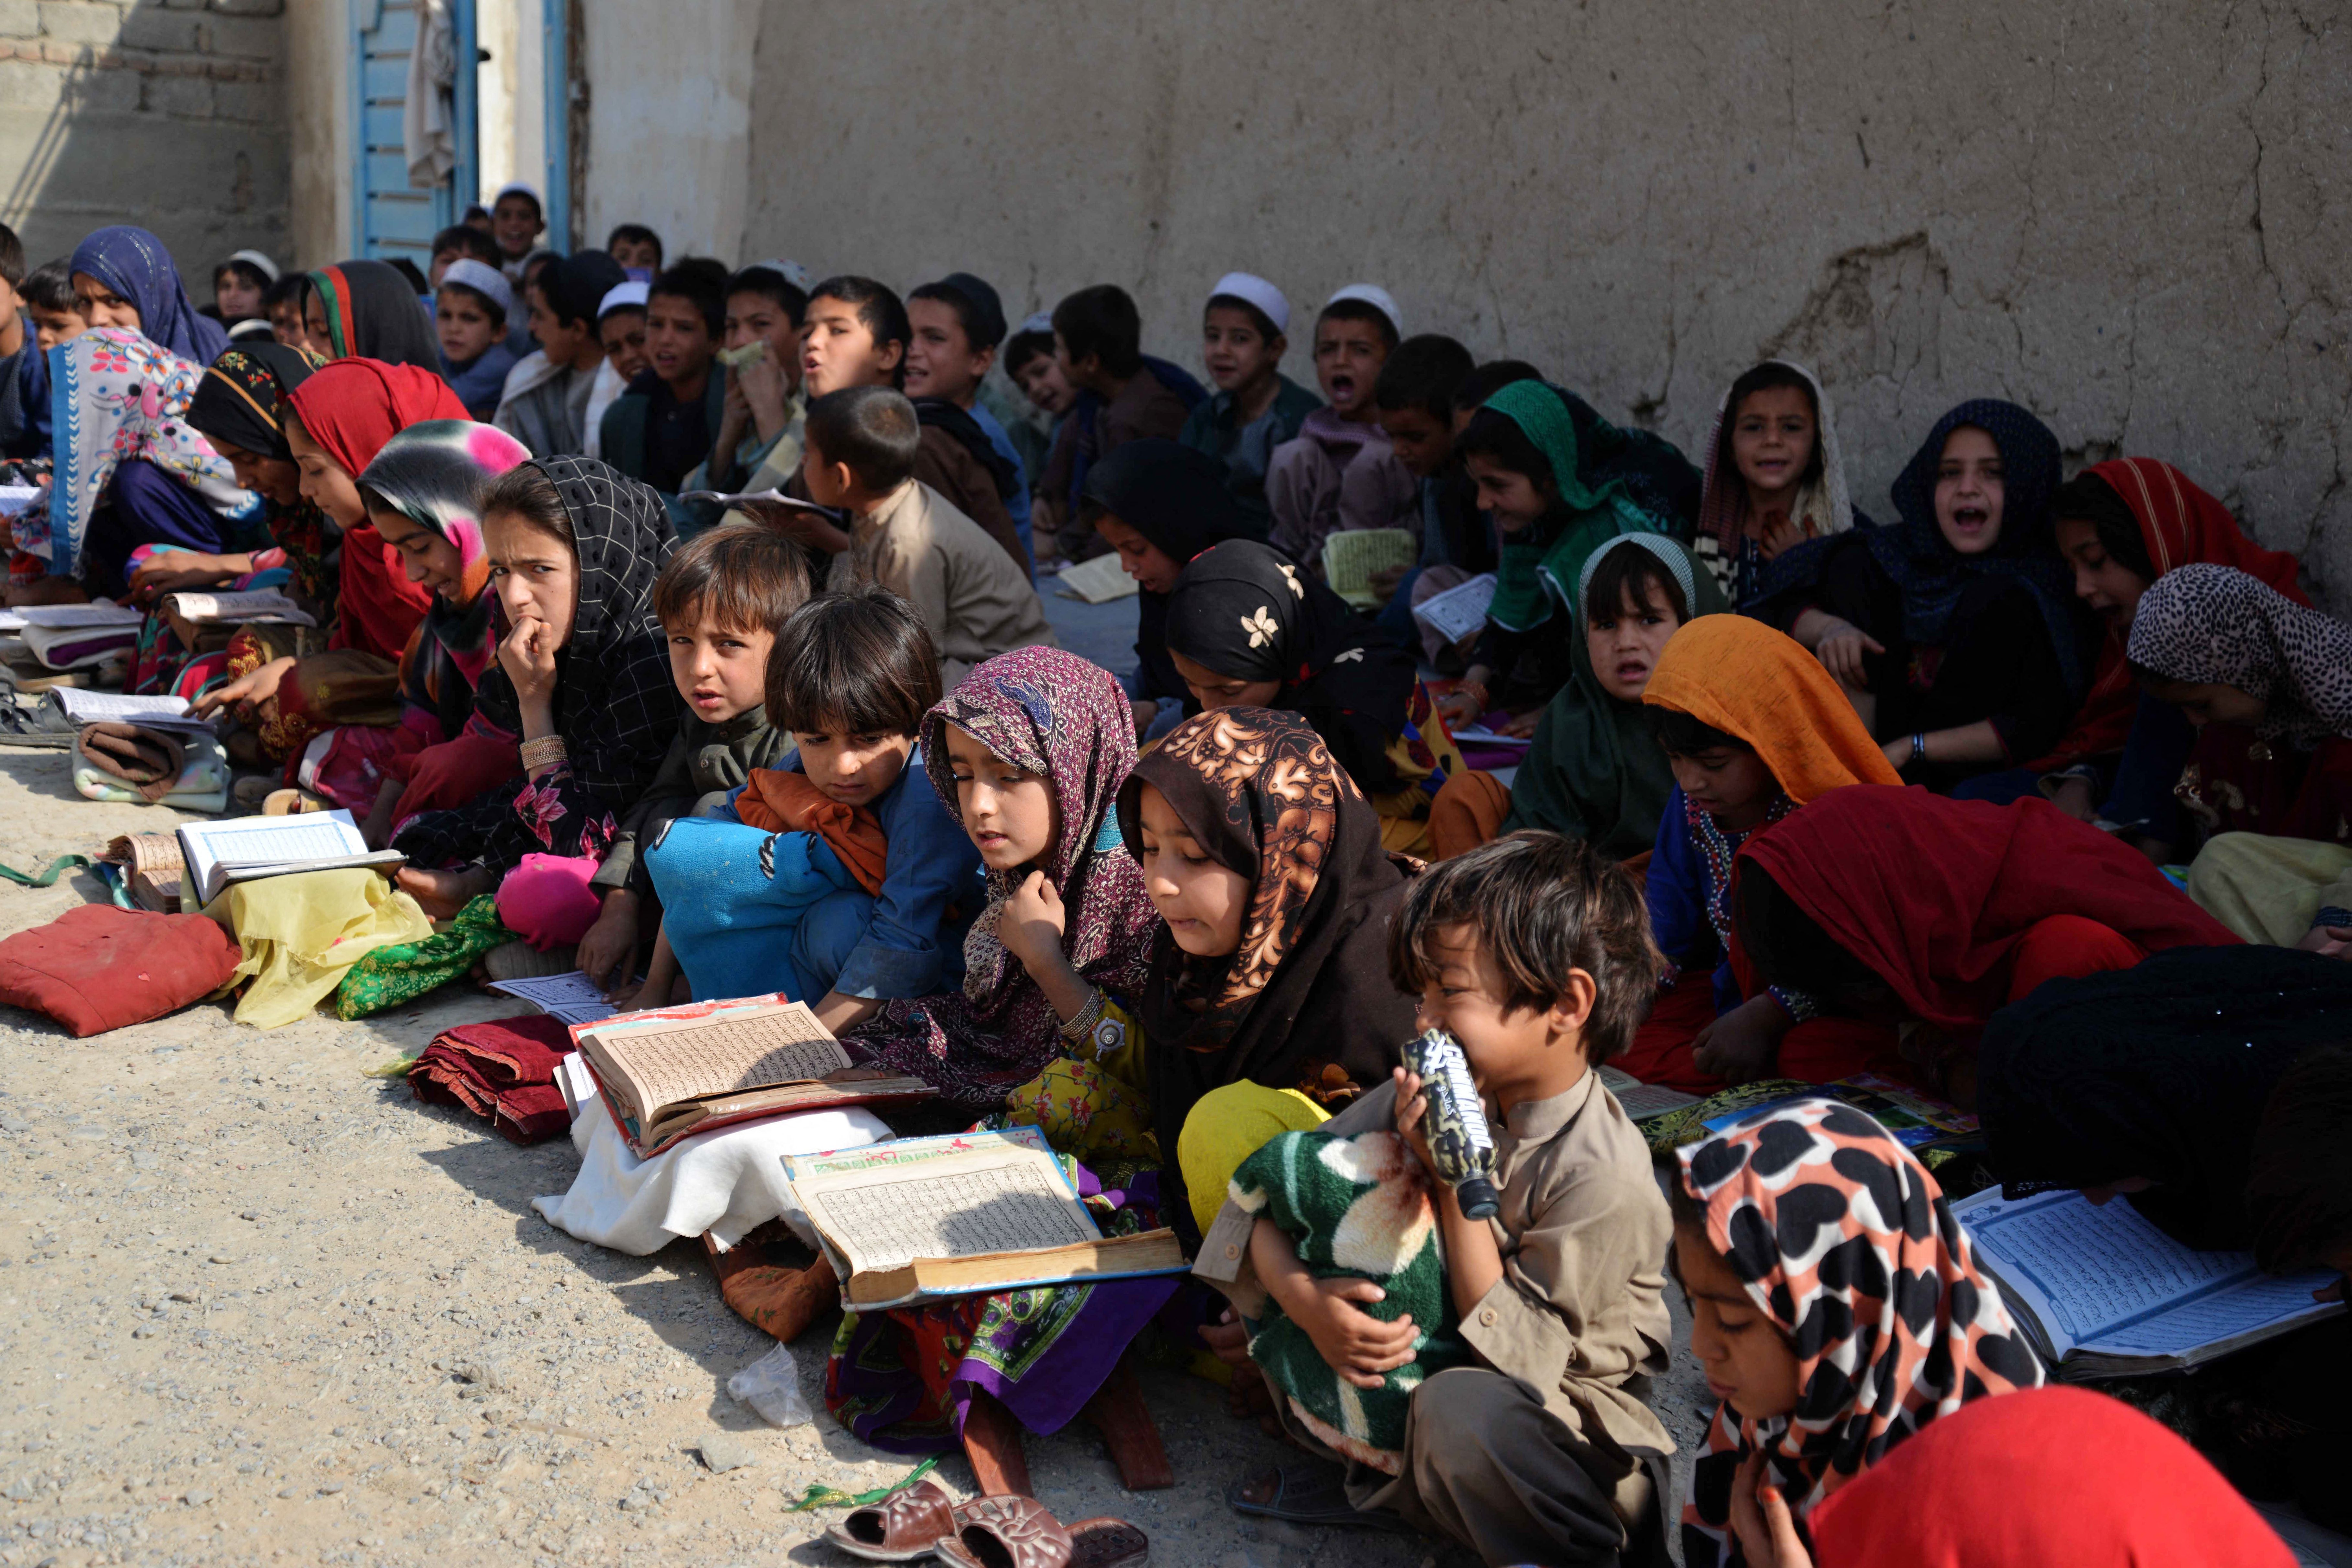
[1036,283,1205,565]
[1178,272,1322,528]
[802,385,1054,689]
[257,272,309,354]
[1373,334,1493,649]
[906,271,1035,572]
[493,250,628,457]
[429,223,502,289]
[1200,830,1676,1567]
[605,222,663,278]
[576,522,811,998]
[212,250,275,335]
[434,258,520,420]
[1268,285,1419,574]
[0,225,49,459]
[698,264,810,499]
[490,182,547,280]
[789,275,1025,572]
[598,259,730,508]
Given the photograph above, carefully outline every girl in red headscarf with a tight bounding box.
[190,359,465,779]
[1729,785,2239,1098]
[1952,456,2306,860]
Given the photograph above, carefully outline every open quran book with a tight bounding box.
[569,994,933,1158]
[157,589,315,627]
[1953,1187,2344,1378]
[175,809,404,904]
[783,1126,1188,1309]
[1051,552,1139,604]
[1320,527,1415,609]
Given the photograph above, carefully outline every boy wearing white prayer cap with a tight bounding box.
[1177,271,1323,530]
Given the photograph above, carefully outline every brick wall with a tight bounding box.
[0,0,289,290]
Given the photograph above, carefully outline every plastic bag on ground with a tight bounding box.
[727,1342,812,1427]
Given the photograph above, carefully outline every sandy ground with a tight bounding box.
[0,586,1724,1568]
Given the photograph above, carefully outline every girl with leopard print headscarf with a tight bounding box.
[1671,1097,2045,1568]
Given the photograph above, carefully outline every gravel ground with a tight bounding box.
[0,590,1721,1568]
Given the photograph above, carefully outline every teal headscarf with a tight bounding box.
[1499,532,1729,858]
[1480,381,1701,633]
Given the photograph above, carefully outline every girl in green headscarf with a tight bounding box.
[1427,532,1726,860]
[1434,380,1701,734]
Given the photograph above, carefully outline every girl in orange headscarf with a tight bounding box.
[1620,615,1903,1090]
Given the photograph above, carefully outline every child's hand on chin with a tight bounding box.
[999,870,1067,975]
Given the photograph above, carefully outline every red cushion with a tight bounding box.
[0,904,242,1037]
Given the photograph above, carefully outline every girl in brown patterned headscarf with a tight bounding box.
[1117,706,1419,1241]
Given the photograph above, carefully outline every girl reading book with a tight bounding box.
[1671,1098,2044,1567]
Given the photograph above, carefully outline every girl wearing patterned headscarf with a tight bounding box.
[2125,563,2352,946]
[390,459,678,941]
[68,225,227,363]
[848,645,1161,1116]
[1118,706,1420,1243]
[1670,1098,2045,1568]
[301,260,443,372]
[1753,399,2096,793]
[1165,538,1465,856]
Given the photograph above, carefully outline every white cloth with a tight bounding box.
[402,0,456,188]
[531,1101,892,1255]
[597,281,649,321]
[499,346,557,408]
[1325,283,1403,340]
[1209,271,1289,334]
[580,357,625,460]
[438,258,514,322]
[226,248,279,284]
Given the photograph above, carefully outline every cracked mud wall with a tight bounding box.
[741,0,2352,602]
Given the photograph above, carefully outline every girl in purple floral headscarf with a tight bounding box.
[848,645,1163,1120]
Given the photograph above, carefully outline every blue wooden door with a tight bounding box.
[349,0,478,264]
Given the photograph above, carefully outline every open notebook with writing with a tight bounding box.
[569,994,933,1158]
[1953,1186,2344,1378]
[783,1126,1187,1309]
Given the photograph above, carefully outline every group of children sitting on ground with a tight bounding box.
[0,210,2344,1567]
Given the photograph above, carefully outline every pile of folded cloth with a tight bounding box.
[408,1013,576,1143]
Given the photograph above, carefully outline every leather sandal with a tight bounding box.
[934,1493,1149,1568]
[823,1472,958,1562]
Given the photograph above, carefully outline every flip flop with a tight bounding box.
[823,1472,958,1562]
[1225,1463,1405,1531]
[934,1493,1149,1568]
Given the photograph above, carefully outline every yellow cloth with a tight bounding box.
[2186,831,2352,946]
[1641,615,1900,803]
[1176,1079,1332,1238]
[1003,998,1159,1162]
[206,868,435,1028]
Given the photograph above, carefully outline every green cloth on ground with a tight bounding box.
[1230,1127,1470,1474]
[335,893,512,1019]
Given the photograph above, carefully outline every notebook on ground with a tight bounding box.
[486,970,620,1028]
[1952,1186,2344,1378]
[568,993,933,1158]
[101,832,186,913]
[174,809,406,905]
[1051,552,1138,604]
[782,1125,1188,1309]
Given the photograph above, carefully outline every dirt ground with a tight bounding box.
[0,733,1730,1568]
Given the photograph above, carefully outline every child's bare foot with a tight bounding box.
[396,864,496,920]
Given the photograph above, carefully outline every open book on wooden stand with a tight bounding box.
[568,994,934,1159]
[782,1126,1188,1309]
